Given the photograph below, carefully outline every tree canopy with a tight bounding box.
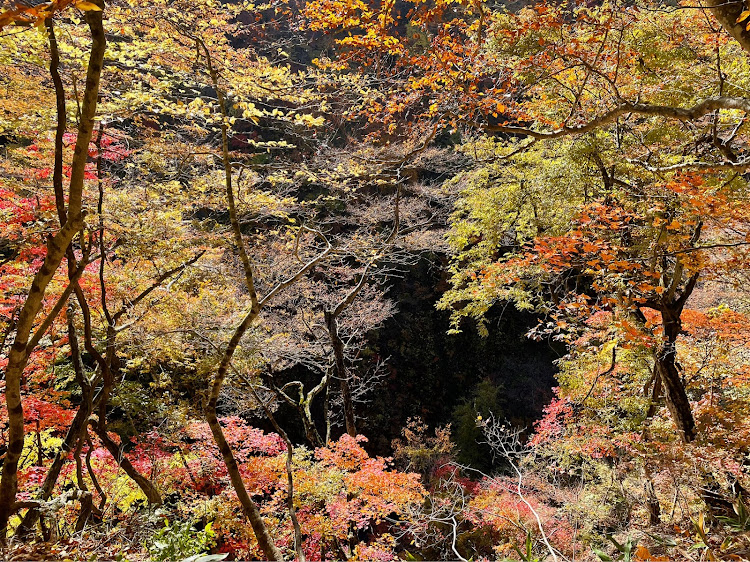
[1,0,750,559]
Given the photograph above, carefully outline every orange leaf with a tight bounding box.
[76,1,102,11]
[634,545,652,560]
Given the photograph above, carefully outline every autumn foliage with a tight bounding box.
[2,0,750,559]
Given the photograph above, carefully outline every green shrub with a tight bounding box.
[146,519,216,562]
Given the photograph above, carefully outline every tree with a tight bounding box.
[3,0,750,556]
[0,0,105,540]
[306,0,750,442]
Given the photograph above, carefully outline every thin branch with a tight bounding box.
[25,253,97,354]
[579,345,617,406]
[482,96,750,140]
[111,251,205,324]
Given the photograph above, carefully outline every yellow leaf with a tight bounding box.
[76,1,102,11]
[737,9,750,23]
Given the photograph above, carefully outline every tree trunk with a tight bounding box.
[654,348,695,442]
[325,311,356,437]
[203,306,283,562]
[643,464,661,526]
[644,364,662,423]
[16,397,96,536]
[656,307,695,443]
[92,426,162,505]
[706,0,750,54]
[205,407,283,561]
[300,399,324,448]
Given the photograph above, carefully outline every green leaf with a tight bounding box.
[608,535,625,552]
[645,532,677,547]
